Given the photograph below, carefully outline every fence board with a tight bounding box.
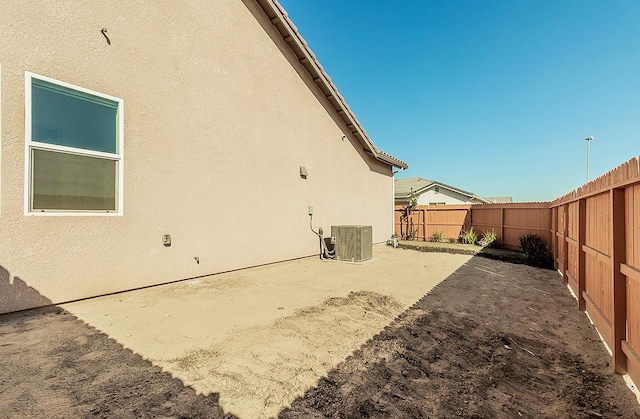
[551,155,640,378]
[394,205,471,241]
[580,191,615,350]
[503,207,549,232]
[395,203,550,250]
[568,241,579,296]
[625,264,640,354]
[585,193,611,255]
[627,186,640,279]
[566,201,580,294]
[584,290,613,347]
[625,184,640,379]
[425,206,470,240]
[471,207,502,228]
[556,206,566,272]
[585,253,613,341]
[568,201,579,240]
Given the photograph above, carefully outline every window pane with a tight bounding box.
[32,149,117,211]
[32,78,118,154]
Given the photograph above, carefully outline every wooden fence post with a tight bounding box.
[577,199,586,311]
[500,207,505,245]
[611,188,627,373]
[552,207,558,270]
[422,208,426,241]
[562,204,569,284]
[550,206,554,263]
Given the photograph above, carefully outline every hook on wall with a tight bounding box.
[101,28,111,45]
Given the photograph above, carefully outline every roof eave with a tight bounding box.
[255,0,408,170]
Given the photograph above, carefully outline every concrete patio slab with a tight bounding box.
[62,245,470,418]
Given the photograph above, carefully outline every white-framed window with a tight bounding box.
[24,72,123,215]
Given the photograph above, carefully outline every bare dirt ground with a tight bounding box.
[1,245,639,418]
[281,255,640,418]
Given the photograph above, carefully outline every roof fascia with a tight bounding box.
[431,182,492,204]
[395,186,431,199]
[429,182,478,199]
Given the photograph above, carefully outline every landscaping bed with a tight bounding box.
[398,240,531,265]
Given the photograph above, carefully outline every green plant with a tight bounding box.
[407,192,419,208]
[479,229,500,248]
[431,231,444,243]
[448,238,456,244]
[406,228,419,240]
[518,233,553,268]
[460,227,478,245]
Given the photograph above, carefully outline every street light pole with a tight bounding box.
[585,136,593,183]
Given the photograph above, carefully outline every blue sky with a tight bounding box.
[278,0,640,202]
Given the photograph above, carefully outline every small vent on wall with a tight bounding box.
[300,166,308,179]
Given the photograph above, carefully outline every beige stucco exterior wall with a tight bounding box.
[0,0,395,314]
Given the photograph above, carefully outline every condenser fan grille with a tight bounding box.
[331,225,372,262]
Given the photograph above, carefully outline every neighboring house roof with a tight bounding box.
[255,0,407,169]
[394,177,491,203]
[483,196,513,204]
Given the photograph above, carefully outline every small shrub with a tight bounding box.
[519,233,546,256]
[448,238,456,244]
[431,231,444,242]
[479,229,500,248]
[408,192,419,208]
[519,233,553,268]
[460,227,478,245]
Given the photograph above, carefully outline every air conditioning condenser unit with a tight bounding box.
[331,225,373,262]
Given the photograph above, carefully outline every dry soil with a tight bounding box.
[1,246,639,418]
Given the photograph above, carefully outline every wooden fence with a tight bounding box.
[394,156,640,384]
[394,202,551,251]
[394,204,471,243]
[471,203,551,250]
[550,156,640,384]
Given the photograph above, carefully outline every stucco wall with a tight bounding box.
[0,0,394,313]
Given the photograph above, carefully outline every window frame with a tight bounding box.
[0,63,2,214]
[24,72,124,216]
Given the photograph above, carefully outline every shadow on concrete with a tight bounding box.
[0,306,236,418]
[278,255,640,418]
